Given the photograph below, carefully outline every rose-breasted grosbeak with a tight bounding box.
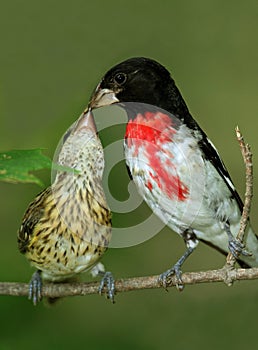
[18,110,114,304]
[89,57,258,288]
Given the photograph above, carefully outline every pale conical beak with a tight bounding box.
[89,88,119,109]
[74,109,97,134]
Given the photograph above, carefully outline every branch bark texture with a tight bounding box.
[1,267,258,299]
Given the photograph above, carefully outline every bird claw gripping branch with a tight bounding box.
[98,271,116,303]
[28,270,42,305]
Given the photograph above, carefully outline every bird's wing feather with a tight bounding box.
[17,188,50,253]
[199,134,243,212]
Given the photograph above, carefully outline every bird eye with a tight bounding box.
[114,73,127,85]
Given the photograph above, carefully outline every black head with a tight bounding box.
[90,57,189,119]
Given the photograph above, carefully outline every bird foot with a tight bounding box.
[28,270,42,305]
[98,272,115,303]
[228,238,252,258]
[158,265,184,291]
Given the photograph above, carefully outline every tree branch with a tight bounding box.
[0,127,256,301]
[1,267,258,299]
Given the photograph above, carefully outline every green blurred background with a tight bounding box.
[1,0,258,349]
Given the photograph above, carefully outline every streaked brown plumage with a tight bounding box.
[18,110,113,304]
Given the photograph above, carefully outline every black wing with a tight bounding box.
[199,132,243,212]
[177,110,243,212]
[17,188,49,254]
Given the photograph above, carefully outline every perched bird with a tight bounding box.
[89,56,258,288]
[18,110,114,304]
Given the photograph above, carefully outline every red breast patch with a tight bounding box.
[125,111,189,201]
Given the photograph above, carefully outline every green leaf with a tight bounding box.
[0,149,80,187]
[0,149,53,186]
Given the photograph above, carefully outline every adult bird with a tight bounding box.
[89,57,258,288]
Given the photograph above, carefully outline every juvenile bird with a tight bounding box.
[89,57,258,288]
[18,110,114,304]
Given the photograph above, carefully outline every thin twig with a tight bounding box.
[236,126,253,241]
[226,126,253,267]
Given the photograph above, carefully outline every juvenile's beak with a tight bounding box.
[74,109,97,134]
[89,88,119,109]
